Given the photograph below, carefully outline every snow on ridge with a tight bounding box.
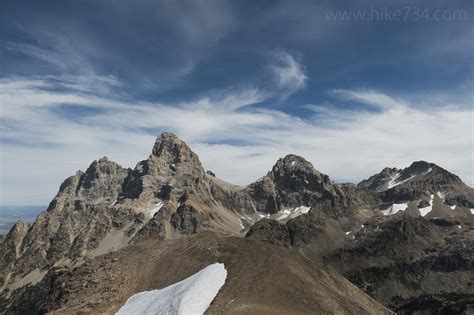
[148,200,164,218]
[116,263,227,315]
[386,172,402,190]
[381,203,408,216]
[274,205,311,220]
[386,168,432,190]
[436,191,445,202]
[419,194,434,217]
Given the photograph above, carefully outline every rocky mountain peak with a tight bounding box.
[272,154,321,175]
[359,160,473,208]
[380,167,399,175]
[119,133,205,201]
[399,160,432,179]
[1,220,30,261]
[270,154,328,188]
[45,157,130,213]
[84,156,125,178]
[150,132,203,171]
[245,155,339,214]
[152,132,188,157]
[6,220,30,240]
[152,132,181,154]
[393,160,464,188]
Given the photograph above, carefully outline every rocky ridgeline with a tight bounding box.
[0,133,372,293]
[359,161,474,208]
[1,132,473,314]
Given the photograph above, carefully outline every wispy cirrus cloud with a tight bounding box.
[269,50,308,100]
[1,75,472,205]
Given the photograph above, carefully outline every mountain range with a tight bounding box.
[1,132,473,314]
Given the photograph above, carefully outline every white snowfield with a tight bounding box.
[274,205,311,220]
[419,194,434,216]
[148,200,164,218]
[381,203,408,216]
[116,263,227,315]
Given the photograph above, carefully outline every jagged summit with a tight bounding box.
[120,132,205,201]
[269,154,329,193]
[4,220,30,243]
[149,132,204,172]
[359,160,473,209]
[152,132,186,156]
[85,156,125,175]
[244,154,346,215]
[272,154,322,176]
[362,161,466,189]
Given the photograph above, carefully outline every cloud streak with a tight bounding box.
[1,75,472,205]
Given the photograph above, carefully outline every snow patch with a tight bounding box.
[382,203,408,216]
[387,168,432,190]
[274,205,311,220]
[149,201,164,218]
[345,231,352,235]
[116,263,227,315]
[419,194,434,217]
[471,209,474,214]
[436,191,445,202]
[258,213,270,219]
[450,205,456,210]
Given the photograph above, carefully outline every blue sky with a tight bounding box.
[0,0,473,205]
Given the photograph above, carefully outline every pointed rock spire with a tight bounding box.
[152,132,184,156]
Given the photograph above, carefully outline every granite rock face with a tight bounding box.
[0,221,30,285]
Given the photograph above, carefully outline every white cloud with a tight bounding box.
[270,50,308,100]
[0,76,472,205]
[329,89,406,110]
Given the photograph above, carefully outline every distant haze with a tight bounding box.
[0,205,46,234]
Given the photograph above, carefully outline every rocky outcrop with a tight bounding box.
[324,215,474,313]
[0,221,30,285]
[358,167,399,192]
[245,218,291,246]
[170,204,202,234]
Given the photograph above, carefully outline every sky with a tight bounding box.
[0,0,473,205]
